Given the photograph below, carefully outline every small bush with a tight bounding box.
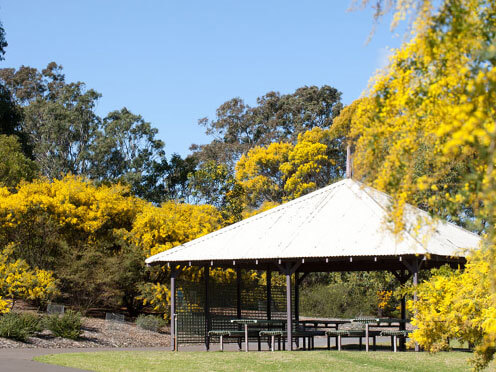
[136,314,165,332]
[0,312,42,342]
[45,310,82,340]
[300,283,379,318]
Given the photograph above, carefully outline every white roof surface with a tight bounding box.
[145,179,480,264]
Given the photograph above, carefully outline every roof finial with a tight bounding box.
[346,144,352,179]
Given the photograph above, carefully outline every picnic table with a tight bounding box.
[352,317,380,352]
[374,318,409,327]
[212,317,408,352]
[230,319,285,352]
[298,319,351,331]
[352,317,409,352]
[228,319,325,351]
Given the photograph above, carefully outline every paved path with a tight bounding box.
[0,347,170,372]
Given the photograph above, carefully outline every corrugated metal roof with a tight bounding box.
[145,179,481,264]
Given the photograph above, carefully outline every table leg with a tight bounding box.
[271,335,275,352]
[245,324,249,352]
[338,335,342,351]
[220,335,223,351]
[394,335,397,352]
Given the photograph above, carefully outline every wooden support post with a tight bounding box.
[412,259,419,352]
[204,264,210,351]
[277,261,300,351]
[170,268,177,352]
[295,272,300,323]
[400,294,406,351]
[286,265,293,351]
[236,268,242,320]
[365,323,370,352]
[295,272,300,349]
[402,259,421,352]
[266,269,272,320]
[394,269,409,351]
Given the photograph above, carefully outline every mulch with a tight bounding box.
[0,317,171,349]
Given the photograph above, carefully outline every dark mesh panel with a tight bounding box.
[176,271,295,344]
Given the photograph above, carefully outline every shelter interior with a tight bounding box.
[164,253,464,351]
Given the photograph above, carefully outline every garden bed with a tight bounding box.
[0,316,170,349]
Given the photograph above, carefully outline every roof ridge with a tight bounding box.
[147,179,349,261]
[351,180,479,237]
[351,181,429,254]
[350,181,470,254]
[277,183,340,253]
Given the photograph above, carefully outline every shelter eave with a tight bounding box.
[147,253,465,272]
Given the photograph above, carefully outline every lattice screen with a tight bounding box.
[176,271,295,344]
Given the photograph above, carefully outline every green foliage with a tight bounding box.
[300,272,398,318]
[6,63,102,178]
[0,312,42,342]
[0,135,38,189]
[92,108,168,203]
[192,86,343,168]
[135,314,166,332]
[164,154,197,201]
[188,161,245,222]
[301,284,378,318]
[0,61,31,157]
[45,310,83,340]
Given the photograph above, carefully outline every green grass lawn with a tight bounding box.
[35,350,495,372]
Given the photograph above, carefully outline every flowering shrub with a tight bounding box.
[0,245,58,311]
[407,249,495,370]
[342,0,496,369]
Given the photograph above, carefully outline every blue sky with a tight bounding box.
[1,1,402,157]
